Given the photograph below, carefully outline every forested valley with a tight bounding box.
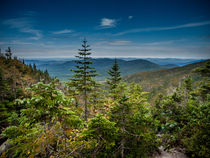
[0,40,209,158]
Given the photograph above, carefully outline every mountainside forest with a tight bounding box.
[0,42,209,158]
[124,60,210,103]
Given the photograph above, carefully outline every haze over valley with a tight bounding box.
[24,58,206,80]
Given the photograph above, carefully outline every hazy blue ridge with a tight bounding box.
[24,58,205,81]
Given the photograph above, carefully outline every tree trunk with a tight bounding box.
[121,138,125,158]
[84,52,88,123]
[84,89,88,122]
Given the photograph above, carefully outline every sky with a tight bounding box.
[0,0,210,59]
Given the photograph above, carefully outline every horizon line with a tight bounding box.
[19,56,209,60]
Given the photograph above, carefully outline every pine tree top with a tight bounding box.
[107,59,122,90]
[69,39,98,92]
[107,59,121,79]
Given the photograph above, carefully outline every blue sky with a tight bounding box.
[0,0,210,58]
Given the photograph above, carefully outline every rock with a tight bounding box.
[152,146,188,158]
[0,140,14,155]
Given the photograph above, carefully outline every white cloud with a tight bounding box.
[0,42,8,45]
[114,21,210,36]
[0,40,33,46]
[141,41,174,46]
[110,40,132,45]
[100,18,116,28]
[93,40,132,46]
[92,41,210,59]
[11,40,33,45]
[128,16,133,19]
[23,11,38,16]
[22,28,42,40]
[3,17,42,40]
[7,40,210,59]
[52,29,73,34]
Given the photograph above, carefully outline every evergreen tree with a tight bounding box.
[107,59,121,89]
[1,80,82,157]
[43,69,50,83]
[81,114,118,157]
[69,39,97,122]
[33,63,37,72]
[184,77,193,92]
[107,58,121,98]
[0,48,3,56]
[0,68,7,101]
[28,64,33,72]
[194,61,210,78]
[5,47,12,60]
[193,61,210,100]
[109,84,158,157]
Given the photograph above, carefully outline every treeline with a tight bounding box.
[0,42,209,158]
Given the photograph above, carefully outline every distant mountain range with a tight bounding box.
[144,58,206,66]
[25,58,180,81]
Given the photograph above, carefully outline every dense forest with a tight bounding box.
[0,41,209,158]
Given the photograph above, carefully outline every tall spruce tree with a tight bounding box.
[5,47,12,60]
[107,59,121,97]
[69,39,97,122]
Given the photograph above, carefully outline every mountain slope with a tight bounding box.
[0,55,51,101]
[124,59,209,102]
[145,58,205,66]
[0,55,52,142]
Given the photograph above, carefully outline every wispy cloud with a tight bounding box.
[92,40,210,59]
[114,21,210,36]
[52,29,73,34]
[0,42,7,45]
[141,41,174,46]
[93,38,188,48]
[100,18,116,28]
[6,39,210,59]
[201,34,210,39]
[109,40,132,45]
[128,16,133,19]
[0,40,33,46]
[93,40,132,46]
[11,40,33,45]
[23,11,39,16]
[3,17,42,40]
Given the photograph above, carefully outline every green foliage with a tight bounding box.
[153,71,210,157]
[14,80,72,123]
[184,77,192,92]
[109,83,159,157]
[193,61,210,78]
[1,80,83,157]
[181,101,210,157]
[81,114,118,157]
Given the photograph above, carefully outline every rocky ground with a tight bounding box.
[152,146,188,158]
